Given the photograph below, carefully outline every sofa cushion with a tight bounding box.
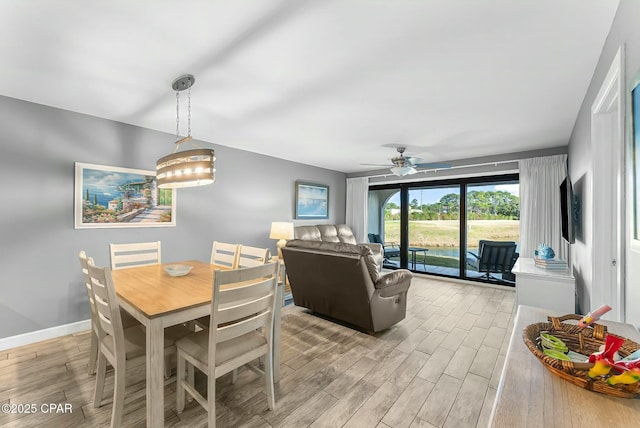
[286,239,362,256]
[294,224,358,244]
[335,224,357,244]
[294,226,323,241]
[316,225,341,242]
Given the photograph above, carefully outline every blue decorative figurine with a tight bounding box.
[534,244,555,259]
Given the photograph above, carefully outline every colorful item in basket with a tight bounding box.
[543,348,571,361]
[589,335,625,363]
[607,368,640,385]
[578,304,612,328]
[588,334,625,378]
[612,358,640,372]
[621,349,640,361]
[566,350,589,362]
[540,333,568,352]
[589,359,614,378]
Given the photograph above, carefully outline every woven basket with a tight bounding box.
[523,314,640,398]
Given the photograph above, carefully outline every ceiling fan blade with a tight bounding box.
[413,162,452,169]
[404,156,422,163]
[360,163,393,167]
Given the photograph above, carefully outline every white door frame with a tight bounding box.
[591,45,625,322]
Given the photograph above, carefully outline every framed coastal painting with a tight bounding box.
[295,181,329,219]
[74,162,176,229]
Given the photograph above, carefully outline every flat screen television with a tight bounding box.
[560,176,575,244]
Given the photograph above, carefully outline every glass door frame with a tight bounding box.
[369,173,519,285]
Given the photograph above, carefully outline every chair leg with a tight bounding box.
[231,368,238,385]
[264,351,275,410]
[207,372,217,428]
[111,356,126,428]
[176,352,186,413]
[187,362,194,402]
[164,356,172,379]
[88,328,98,375]
[93,351,107,408]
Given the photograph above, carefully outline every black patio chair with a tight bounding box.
[467,240,518,281]
[368,233,401,263]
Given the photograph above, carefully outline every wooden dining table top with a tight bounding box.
[111,260,226,318]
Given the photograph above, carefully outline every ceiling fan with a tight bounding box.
[362,147,452,176]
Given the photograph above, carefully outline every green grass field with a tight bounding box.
[384,219,519,248]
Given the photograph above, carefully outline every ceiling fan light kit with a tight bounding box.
[156,74,216,189]
[390,166,417,176]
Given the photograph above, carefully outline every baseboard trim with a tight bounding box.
[0,319,91,352]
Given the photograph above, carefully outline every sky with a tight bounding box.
[388,182,519,205]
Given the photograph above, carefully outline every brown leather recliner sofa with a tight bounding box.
[281,234,412,333]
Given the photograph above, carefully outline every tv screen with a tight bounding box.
[560,177,575,244]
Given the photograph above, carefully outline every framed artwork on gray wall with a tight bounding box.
[295,181,329,219]
[74,162,176,229]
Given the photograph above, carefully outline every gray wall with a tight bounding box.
[0,95,345,339]
[568,0,639,326]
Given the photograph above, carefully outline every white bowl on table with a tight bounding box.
[164,264,193,277]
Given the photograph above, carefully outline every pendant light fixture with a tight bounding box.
[156,74,216,189]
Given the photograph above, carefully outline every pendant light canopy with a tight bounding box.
[156,74,216,189]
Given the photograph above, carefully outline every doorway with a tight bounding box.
[590,46,625,321]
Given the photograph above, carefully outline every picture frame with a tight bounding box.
[295,181,329,219]
[74,162,176,229]
[631,71,640,243]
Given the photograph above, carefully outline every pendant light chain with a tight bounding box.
[187,87,192,137]
[175,91,180,140]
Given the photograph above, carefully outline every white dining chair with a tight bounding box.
[236,245,271,268]
[175,262,280,427]
[109,241,161,270]
[210,241,240,269]
[78,251,140,375]
[87,259,191,428]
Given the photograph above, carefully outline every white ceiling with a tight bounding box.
[0,0,619,173]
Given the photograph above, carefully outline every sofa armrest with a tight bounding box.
[374,270,412,297]
[360,242,382,255]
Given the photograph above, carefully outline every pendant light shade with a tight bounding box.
[156,147,215,189]
[156,74,216,189]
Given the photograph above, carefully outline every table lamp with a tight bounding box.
[269,222,294,258]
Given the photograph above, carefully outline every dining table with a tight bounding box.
[111,260,283,428]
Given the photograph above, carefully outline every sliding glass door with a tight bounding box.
[407,186,460,275]
[464,180,520,283]
[368,174,519,286]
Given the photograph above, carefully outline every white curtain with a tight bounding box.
[519,154,568,260]
[345,177,369,243]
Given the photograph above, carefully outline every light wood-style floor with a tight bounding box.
[0,275,515,427]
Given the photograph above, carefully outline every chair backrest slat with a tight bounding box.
[216,311,270,343]
[217,277,274,304]
[110,241,161,270]
[237,245,270,268]
[216,294,272,325]
[210,241,240,268]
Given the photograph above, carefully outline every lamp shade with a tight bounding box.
[269,222,294,240]
[156,148,216,188]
